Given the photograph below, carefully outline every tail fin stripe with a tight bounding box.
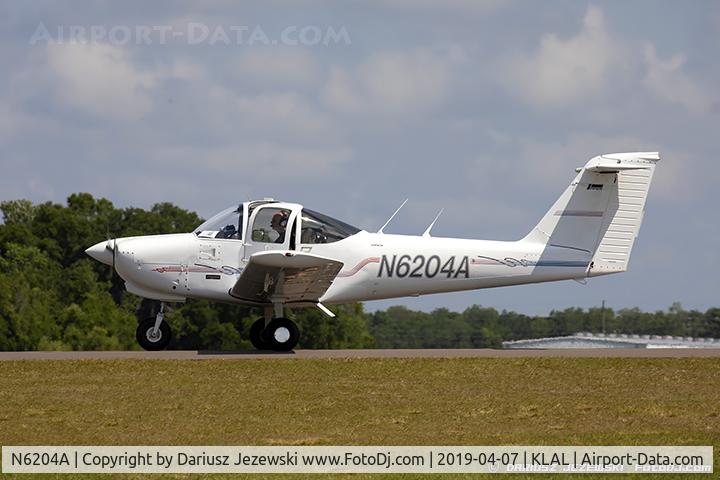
[554,210,604,217]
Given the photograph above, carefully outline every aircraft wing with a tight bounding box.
[230,250,344,304]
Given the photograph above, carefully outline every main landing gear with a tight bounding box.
[136,303,172,351]
[249,305,300,352]
[134,302,299,352]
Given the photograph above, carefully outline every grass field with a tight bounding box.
[0,357,718,479]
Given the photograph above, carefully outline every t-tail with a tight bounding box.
[522,152,660,277]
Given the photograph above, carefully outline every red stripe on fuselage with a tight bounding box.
[337,257,380,277]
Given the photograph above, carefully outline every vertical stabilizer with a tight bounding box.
[523,152,659,277]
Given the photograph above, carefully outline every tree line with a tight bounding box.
[0,194,717,351]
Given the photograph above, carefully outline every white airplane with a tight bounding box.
[86,152,659,352]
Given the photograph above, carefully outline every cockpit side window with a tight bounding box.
[251,207,291,244]
[194,206,243,240]
[300,208,360,244]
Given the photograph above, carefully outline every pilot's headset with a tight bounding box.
[272,211,288,229]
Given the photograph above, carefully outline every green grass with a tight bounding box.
[1,357,718,479]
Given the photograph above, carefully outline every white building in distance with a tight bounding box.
[503,332,720,349]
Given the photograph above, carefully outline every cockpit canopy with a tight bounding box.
[195,206,242,239]
[194,201,360,244]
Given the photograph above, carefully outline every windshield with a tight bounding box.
[300,208,360,244]
[194,206,243,239]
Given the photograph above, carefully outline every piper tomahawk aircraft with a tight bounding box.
[86,152,659,351]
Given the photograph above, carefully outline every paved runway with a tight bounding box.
[1,348,719,360]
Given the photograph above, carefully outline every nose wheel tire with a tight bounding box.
[136,318,172,351]
[250,317,299,351]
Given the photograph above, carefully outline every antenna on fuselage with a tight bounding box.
[422,208,444,238]
[377,198,408,234]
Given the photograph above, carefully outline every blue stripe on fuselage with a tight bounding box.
[533,260,589,267]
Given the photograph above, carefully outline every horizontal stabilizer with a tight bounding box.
[584,152,659,172]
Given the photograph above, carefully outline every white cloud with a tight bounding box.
[514,133,650,187]
[152,142,351,180]
[234,92,332,136]
[231,48,321,87]
[495,132,693,203]
[500,6,620,108]
[642,43,713,114]
[46,42,159,119]
[323,47,464,115]
[175,80,337,141]
[165,58,206,81]
[46,48,339,141]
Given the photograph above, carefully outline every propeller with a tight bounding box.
[111,239,117,274]
[105,239,123,303]
[103,239,116,267]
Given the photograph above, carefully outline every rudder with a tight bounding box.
[587,152,659,276]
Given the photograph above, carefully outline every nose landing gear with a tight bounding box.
[136,303,172,351]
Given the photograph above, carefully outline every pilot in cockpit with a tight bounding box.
[271,211,289,243]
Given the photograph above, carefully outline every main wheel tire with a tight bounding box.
[264,317,299,352]
[136,318,171,351]
[249,318,270,350]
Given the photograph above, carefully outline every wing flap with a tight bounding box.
[230,251,343,304]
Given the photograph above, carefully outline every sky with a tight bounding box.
[1,1,719,315]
